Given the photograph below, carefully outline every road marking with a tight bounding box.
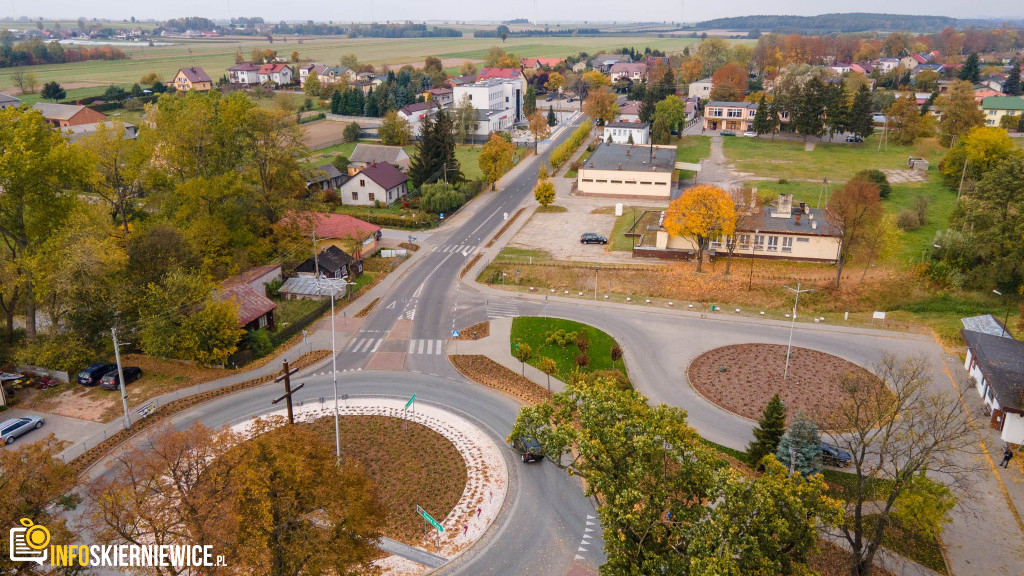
[418,339,425,354]
[370,339,382,352]
[385,301,395,309]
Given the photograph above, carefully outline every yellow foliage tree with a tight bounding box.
[663,185,737,273]
[582,70,611,88]
[534,180,556,207]
[478,133,514,190]
[583,86,619,124]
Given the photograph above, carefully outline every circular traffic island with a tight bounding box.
[687,344,885,428]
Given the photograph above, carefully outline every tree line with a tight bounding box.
[0,32,128,68]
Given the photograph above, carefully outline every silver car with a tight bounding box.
[0,415,45,445]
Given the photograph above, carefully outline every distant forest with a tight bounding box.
[696,13,959,34]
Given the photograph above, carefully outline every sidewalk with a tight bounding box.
[448,317,567,394]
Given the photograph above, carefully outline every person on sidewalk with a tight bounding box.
[1000,447,1013,468]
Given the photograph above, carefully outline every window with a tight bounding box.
[727,109,742,118]
[782,237,793,252]
[796,237,810,243]
[625,181,636,184]
[596,179,608,183]
[351,192,358,201]
[640,181,652,185]
[258,315,268,328]
[582,178,594,182]
[369,193,375,201]
[754,235,765,250]
[359,179,365,187]
[767,236,779,251]
[737,234,750,250]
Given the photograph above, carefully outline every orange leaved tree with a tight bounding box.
[663,185,737,273]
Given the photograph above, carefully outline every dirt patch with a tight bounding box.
[810,540,894,576]
[449,355,552,405]
[456,322,489,340]
[302,120,348,150]
[308,415,466,545]
[687,344,886,429]
[880,169,929,184]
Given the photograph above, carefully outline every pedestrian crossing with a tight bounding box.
[346,337,382,354]
[311,367,362,377]
[439,244,477,256]
[408,339,446,355]
[486,299,519,319]
[403,308,416,320]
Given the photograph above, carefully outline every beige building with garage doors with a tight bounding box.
[576,143,676,200]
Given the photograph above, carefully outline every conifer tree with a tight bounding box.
[746,394,787,469]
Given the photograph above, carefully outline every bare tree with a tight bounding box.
[827,179,882,288]
[817,355,979,576]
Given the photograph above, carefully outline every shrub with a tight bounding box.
[575,353,590,368]
[319,189,341,205]
[913,195,929,225]
[853,169,892,198]
[587,369,630,390]
[548,121,593,171]
[777,178,789,184]
[343,121,362,142]
[248,329,274,358]
[896,209,921,231]
[420,183,466,214]
[14,333,97,373]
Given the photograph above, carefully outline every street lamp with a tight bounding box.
[993,289,1011,338]
[783,282,814,382]
[594,267,599,300]
[316,275,356,464]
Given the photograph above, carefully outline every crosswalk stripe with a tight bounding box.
[426,340,433,355]
[370,339,381,352]
[408,340,415,354]
[435,340,444,355]
[418,339,425,354]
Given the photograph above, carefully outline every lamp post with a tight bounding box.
[316,275,356,464]
[993,289,1011,338]
[783,282,814,382]
[748,228,759,291]
[594,267,599,300]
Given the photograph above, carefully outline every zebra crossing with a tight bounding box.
[486,299,519,319]
[407,339,446,355]
[346,337,382,354]
[439,244,477,256]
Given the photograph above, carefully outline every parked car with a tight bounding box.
[99,367,143,391]
[580,233,608,245]
[567,97,574,103]
[512,437,544,463]
[743,131,757,137]
[821,442,852,467]
[1,415,44,445]
[545,94,554,101]
[720,130,736,136]
[78,363,116,386]
[845,135,864,143]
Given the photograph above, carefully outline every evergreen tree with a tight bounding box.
[639,89,657,124]
[330,89,342,115]
[746,394,787,469]
[658,66,675,100]
[776,413,823,478]
[409,113,437,188]
[409,110,461,188]
[433,110,462,185]
[848,84,874,139]
[958,53,981,83]
[794,77,826,140]
[1004,61,1021,96]
[364,88,379,117]
[752,94,772,136]
[547,106,557,127]
[823,80,849,138]
[524,85,537,116]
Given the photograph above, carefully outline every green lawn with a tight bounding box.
[675,134,712,179]
[510,317,625,382]
[272,298,324,331]
[885,174,957,260]
[723,135,946,182]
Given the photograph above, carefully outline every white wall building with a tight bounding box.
[602,122,650,145]
[962,321,1024,445]
[453,78,524,124]
[688,78,713,101]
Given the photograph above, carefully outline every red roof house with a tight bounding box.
[478,68,524,81]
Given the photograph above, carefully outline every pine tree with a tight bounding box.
[746,394,787,469]
[433,110,462,184]
[524,85,537,116]
[958,53,981,83]
[823,80,849,138]
[409,113,437,188]
[752,94,771,136]
[658,66,675,100]
[1004,61,1021,96]
[639,89,657,124]
[547,106,557,127]
[330,89,342,115]
[776,413,823,477]
[848,84,874,139]
[794,77,826,140]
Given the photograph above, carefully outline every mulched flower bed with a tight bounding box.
[687,344,884,429]
[449,355,552,405]
[455,321,490,340]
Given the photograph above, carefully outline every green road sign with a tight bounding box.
[416,505,444,532]
[405,394,416,410]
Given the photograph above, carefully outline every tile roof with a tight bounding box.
[359,161,409,190]
[962,330,1024,411]
[32,102,88,120]
[294,211,380,241]
[350,144,410,165]
[478,68,523,80]
[228,62,260,71]
[219,282,276,327]
[609,62,647,74]
[522,57,564,68]
[583,143,676,173]
[258,63,290,74]
[177,67,211,83]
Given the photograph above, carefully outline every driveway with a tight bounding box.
[0,407,106,451]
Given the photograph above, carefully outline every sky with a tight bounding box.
[9,0,1024,24]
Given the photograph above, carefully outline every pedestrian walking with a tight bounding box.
[1000,447,1014,468]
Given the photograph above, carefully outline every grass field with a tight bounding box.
[0,34,715,93]
[510,316,625,382]
[675,134,711,179]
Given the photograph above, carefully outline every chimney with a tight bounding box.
[795,212,802,225]
[812,221,818,230]
[771,193,794,219]
[618,163,622,170]
[799,202,806,213]
[626,148,631,156]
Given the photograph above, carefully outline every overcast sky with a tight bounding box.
[9,1,1024,24]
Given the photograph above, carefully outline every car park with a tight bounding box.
[821,442,852,467]
[99,367,143,391]
[512,437,544,463]
[78,363,116,386]
[1,415,44,445]
[580,233,608,245]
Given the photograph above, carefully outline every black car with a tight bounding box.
[846,135,864,143]
[821,442,852,468]
[78,363,116,386]
[580,233,608,245]
[99,367,143,391]
[513,437,544,463]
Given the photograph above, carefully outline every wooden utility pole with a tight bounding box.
[272,360,304,424]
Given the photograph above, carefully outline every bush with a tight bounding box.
[853,169,892,198]
[549,121,593,171]
[266,278,283,299]
[913,195,929,225]
[248,329,274,358]
[575,353,590,368]
[587,369,630,390]
[420,183,466,214]
[14,333,97,373]
[344,122,362,142]
[777,178,789,184]
[896,209,921,231]
[355,213,434,229]
[319,189,341,205]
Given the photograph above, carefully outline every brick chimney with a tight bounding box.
[795,212,802,225]
[617,163,622,170]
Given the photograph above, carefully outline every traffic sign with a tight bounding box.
[416,505,444,532]
[452,330,460,338]
[405,394,416,410]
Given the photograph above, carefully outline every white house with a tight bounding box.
[576,143,676,199]
[875,58,901,73]
[469,108,514,137]
[609,62,647,84]
[227,62,261,84]
[688,78,713,101]
[962,318,1024,445]
[257,63,293,86]
[602,121,649,144]
[338,162,409,206]
[397,102,439,138]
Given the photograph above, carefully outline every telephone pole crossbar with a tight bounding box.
[272,359,304,425]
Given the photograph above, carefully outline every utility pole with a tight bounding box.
[111,327,131,431]
[272,360,303,425]
[782,283,815,382]
[312,232,320,276]
[957,157,970,201]
[747,228,759,291]
[594,267,599,300]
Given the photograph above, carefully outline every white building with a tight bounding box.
[257,63,293,86]
[453,77,525,124]
[609,63,647,84]
[602,122,650,145]
[338,162,409,206]
[688,78,713,101]
[961,318,1024,445]
[576,143,676,199]
[397,102,439,138]
[227,62,261,85]
[469,108,514,137]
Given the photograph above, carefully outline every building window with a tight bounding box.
[359,179,365,187]
[258,315,268,328]
[767,236,779,251]
[611,180,623,184]
[582,179,594,182]
[782,237,793,252]
[351,192,358,201]
[596,179,608,183]
[737,234,750,250]
[727,109,742,118]
[796,237,809,243]
[369,193,375,201]
[754,235,765,250]
[625,181,636,184]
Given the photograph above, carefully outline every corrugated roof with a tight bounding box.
[32,102,88,121]
[982,96,1024,111]
[962,314,1012,337]
[962,330,1024,411]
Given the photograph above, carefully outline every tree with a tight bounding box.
[709,63,747,101]
[512,341,533,375]
[537,356,557,390]
[914,69,941,92]
[887,95,923,145]
[478,133,514,190]
[857,214,902,281]
[40,80,65,101]
[303,71,320,96]
[940,126,1017,187]
[827,178,883,288]
[581,70,610,88]
[547,106,557,127]
[460,61,478,76]
[527,110,551,153]
[545,72,565,92]
[1000,115,1021,131]
[524,85,537,116]
[452,93,475,145]
[818,355,976,576]
[696,37,732,76]
[751,94,774,136]
[583,86,619,124]
[344,121,362,142]
[793,76,826,140]
[663,185,737,273]
[853,169,892,199]
[653,95,686,135]
[848,84,874,139]
[822,80,849,138]
[239,107,308,226]
[11,70,37,94]
[1005,61,1022,96]
[938,80,984,146]
[958,52,981,83]
[533,180,555,207]
[775,413,822,477]
[330,89,342,114]
[80,121,147,239]
[378,110,412,145]
[746,394,787,469]
[290,50,300,62]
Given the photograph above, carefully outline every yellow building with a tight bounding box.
[576,143,676,200]
[173,67,212,92]
[982,96,1024,129]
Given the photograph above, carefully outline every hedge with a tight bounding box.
[358,213,435,229]
[548,120,593,172]
[297,112,326,125]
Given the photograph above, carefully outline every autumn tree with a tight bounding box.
[582,85,619,124]
[663,185,737,273]
[80,121,148,239]
[938,80,985,146]
[478,133,514,190]
[512,341,533,375]
[378,110,412,145]
[939,126,1017,187]
[818,355,976,576]
[303,70,320,96]
[581,70,610,88]
[459,61,478,76]
[527,110,551,153]
[709,63,747,101]
[887,94,923,145]
[827,178,883,288]
[746,394,787,469]
[545,72,565,92]
[239,107,308,226]
[452,93,475,145]
[537,356,557,390]
[695,37,732,77]
[533,180,555,207]
[653,95,687,134]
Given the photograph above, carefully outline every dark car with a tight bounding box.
[78,363,116,386]
[545,94,554,101]
[580,233,608,245]
[1,415,44,445]
[99,367,143,391]
[821,442,852,468]
[845,135,864,143]
[513,437,544,463]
